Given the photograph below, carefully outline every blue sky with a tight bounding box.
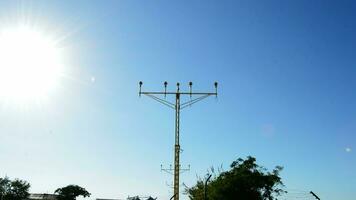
[0,0,355,199]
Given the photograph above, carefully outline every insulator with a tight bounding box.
[138,81,142,97]
[189,82,192,98]
[164,81,167,98]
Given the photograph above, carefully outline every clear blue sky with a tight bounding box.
[0,0,355,199]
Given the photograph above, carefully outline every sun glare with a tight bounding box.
[0,26,62,102]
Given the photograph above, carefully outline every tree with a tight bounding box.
[0,177,10,199]
[55,185,90,200]
[0,177,30,200]
[186,156,285,200]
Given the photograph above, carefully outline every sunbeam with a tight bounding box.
[0,25,63,103]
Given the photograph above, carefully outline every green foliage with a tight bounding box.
[0,177,30,200]
[54,185,90,200]
[187,156,286,200]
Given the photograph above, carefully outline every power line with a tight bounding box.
[310,191,321,200]
[278,189,322,200]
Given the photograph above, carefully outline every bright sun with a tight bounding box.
[0,26,62,102]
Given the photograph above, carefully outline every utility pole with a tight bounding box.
[310,191,321,200]
[204,174,212,200]
[139,81,218,200]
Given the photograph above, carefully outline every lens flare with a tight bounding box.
[0,26,62,102]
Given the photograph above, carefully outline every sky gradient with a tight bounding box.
[0,1,355,199]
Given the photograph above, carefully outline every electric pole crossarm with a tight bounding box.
[180,94,212,109]
[140,92,217,95]
[161,169,174,175]
[143,93,175,109]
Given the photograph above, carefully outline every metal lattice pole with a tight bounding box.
[139,81,218,200]
[174,92,181,200]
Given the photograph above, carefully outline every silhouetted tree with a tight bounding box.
[55,185,90,200]
[0,177,30,200]
[0,177,10,199]
[186,156,285,200]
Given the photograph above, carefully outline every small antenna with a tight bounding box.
[177,82,180,92]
